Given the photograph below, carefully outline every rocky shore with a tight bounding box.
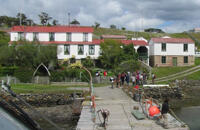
[1,92,84,130]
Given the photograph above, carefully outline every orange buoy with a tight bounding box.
[92,96,96,108]
[148,106,160,117]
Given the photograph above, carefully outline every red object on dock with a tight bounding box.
[149,106,160,117]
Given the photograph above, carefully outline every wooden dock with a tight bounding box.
[76,86,189,130]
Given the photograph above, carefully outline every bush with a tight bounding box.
[0,66,18,76]
[14,67,34,83]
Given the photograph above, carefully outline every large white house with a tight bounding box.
[149,37,195,67]
[10,26,101,60]
[9,26,149,64]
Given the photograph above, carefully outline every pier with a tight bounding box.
[76,86,189,130]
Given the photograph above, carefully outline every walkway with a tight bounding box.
[76,86,188,130]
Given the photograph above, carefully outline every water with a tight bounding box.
[174,106,200,130]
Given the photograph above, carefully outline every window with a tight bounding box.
[83,33,88,42]
[33,32,39,41]
[161,56,166,64]
[78,45,84,55]
[184,56,188,63]
[161,43,166,52]
[184,44,188,52]
[49,32,55,41]
[18,32,24,40]
[64,45,70,55]
[89,45,95,55]
[66,33,71,41]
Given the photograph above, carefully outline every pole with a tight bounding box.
[68,13,70,26]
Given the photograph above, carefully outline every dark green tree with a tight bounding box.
[94,22,100,28]
[81,56,95,68]
[99,39,123,69]
[110,24,116,29]
[52,19,58,25]
[121,27,126,30]
[16,13,27,25]
[38,12,52,25]
[70,19,80,25]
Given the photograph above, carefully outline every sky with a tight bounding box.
[1,0,200,33]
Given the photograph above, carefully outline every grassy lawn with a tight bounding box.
[11,83,109,94]
[152,58,200,79]
[152,66,192,78]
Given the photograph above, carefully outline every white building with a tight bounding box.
[149,37,195,67]
[10,26,101,60]
[9,26,149,64]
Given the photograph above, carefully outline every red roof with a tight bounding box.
[121,40,148,46]
[91,39,148,46]
[151,38,194,44]
[10,26,93,33]
[101,35,127,39]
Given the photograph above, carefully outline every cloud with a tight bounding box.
[1,0,200,32]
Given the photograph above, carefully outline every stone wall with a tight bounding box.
[150,55,194,67]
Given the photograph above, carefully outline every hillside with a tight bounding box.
[93,27,190,40]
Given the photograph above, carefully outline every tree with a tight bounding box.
[52,19,58,25]
[110,24,116,29]
[16,13,27,25]
[94,22,100,28]
[99,39,123,69]
[121,43,138,61]
[121,27,126,30]
[81,56,95,68]
[38,12,52,25]
[0,43,57,69]
[70,19,80,25]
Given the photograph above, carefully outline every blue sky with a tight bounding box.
[1,0,200,33]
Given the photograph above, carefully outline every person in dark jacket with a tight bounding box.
[161,98,169,128]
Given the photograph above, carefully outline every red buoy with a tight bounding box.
[148,106,160,117]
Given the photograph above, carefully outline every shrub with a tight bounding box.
[14,67,34,83]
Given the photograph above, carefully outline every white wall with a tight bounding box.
[10,32,18,41]
[11,32,93,42]
[150,41,195,56]
[55,33,66,41]
[25,33,33,41]
[57,44,100,60]
[38,33,49,41]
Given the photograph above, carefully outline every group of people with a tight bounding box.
[110,71,148,88]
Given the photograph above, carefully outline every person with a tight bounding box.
[121,72,126,86]
[131,74,136,86]
[103,70,107,77]
[110,77,115,89]
[152,73,156,84]
[116,73,121,88]
[161,98,169,128]
[126,72,130,86]
[136,72,140,85]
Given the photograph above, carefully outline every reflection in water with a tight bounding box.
[174,106,200,130]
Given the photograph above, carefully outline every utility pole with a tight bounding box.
[68,12,70,26]
[20,12,22,26]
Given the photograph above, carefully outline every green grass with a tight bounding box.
[11,83,109,94]
[152,58,200,79]
[93,28,191,40]
[152,66,192,78]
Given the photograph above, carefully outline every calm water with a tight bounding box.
[174,106,200,130]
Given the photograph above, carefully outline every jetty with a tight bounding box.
[76,86,189,130]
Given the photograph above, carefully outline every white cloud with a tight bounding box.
[1,0,200,32]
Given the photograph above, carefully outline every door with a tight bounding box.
[172,57,177,66]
